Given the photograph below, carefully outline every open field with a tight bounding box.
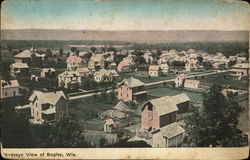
[198,72,248,90]
[68,95,118,129]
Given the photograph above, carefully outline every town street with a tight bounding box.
[68,70,229,100]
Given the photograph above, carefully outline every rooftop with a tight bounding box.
[29,90,66,105]
[1,80,20,88]
[161,122,185,139]
[10,62,29,68]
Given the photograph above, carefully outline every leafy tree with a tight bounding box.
[186,85,246,147]
[134,56,146,64]
[59,48,64,56]
[90,47,97,53]
[197,56,203,63]
[70,47,77,53]
[46,116,87,147]
[75,49,80,56]
[45,48,53,57]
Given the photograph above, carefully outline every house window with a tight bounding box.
[37,111,39,116]
[148,111,153,120]
[13,91,16,96]
[5,92,7,96]
[36,103,37,107]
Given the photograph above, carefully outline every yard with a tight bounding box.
[199,72,248,90]
[68,95,119,130]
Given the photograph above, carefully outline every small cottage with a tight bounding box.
[40,68,56,78]
[88,54,105,70]
[148,65,161,77]
[58,71,82,89]
[104,119,114,133]
[117,60,130,72]
[152,122,185,148]
[230,63,249,77]
[75,67,90,77]
[10,62,29,77]
[184,79,200,89]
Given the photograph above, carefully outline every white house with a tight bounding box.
[28,90,67,124]
[1,80,21,99]
[94,69,118,83]
[58,71,82,88]
[230,63,249,77]
[40,68,56,78]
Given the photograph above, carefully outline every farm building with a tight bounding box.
[151,122,184,148]
[118,77,147,102]
[141,93,190,130]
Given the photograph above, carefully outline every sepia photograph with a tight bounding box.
[1,0,249,159]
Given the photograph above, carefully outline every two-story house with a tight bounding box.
[94,69,118,83]
[88,54,105,71]
[28,90,67,124]
[1,80,21,99]
[185,59,198,72]
[118,77,147,102]
[58,71,82,89]
[66,56,87,71]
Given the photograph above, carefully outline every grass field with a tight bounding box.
[68,95,118,129]
[199,72,248,90]
[147,87,203,103]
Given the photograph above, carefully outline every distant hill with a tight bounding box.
[1,29,249,43]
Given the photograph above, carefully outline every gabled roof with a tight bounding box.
[66,56,85,63]
[10,62,29,68]
[120,77,145,88]
[29,90,66,105]
[94,69,117,77]
[76,67,89,73]
[160,122,185,139]
[14,50,33,58]
[105,119,114,125]
[149,65,160,70]
[142,93,190,116]
[186,59,198,64]
[58,71,78,77]
[1,80,20,88]
[147,96,178,116]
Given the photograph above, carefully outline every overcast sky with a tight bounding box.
[1,0,249,30]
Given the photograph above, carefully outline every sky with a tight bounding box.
[1,0,249,30]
